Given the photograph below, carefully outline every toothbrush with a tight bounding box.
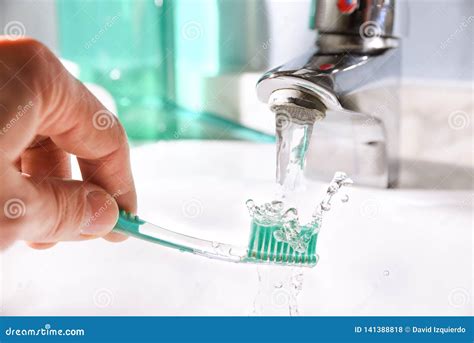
[113,210,319,267]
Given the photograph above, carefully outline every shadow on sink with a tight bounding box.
[399,159,473,190]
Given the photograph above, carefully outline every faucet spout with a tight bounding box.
[256,0,404,188]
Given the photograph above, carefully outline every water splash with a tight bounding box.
[252,266,305,316]
[251,110,352,316]
[247,172,353,253]
[248,173,352,315]
[312,171,354,225]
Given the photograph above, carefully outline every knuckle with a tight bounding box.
[0,37,59,95]
[21,41,55,87]
[42,183,65,240]
[0,39,46,110]
[16,37,46,56]
[1,37,45,70]
[43,183,87,241]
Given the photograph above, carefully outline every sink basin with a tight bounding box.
[1,141,472,316]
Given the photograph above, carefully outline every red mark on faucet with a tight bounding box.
[337,0,358,14]
[318,63,335,71]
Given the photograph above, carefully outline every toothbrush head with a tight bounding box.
[244,221,319,267]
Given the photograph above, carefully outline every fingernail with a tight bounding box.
[81,191,118,236]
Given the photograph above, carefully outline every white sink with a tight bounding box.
[1,141,472,316]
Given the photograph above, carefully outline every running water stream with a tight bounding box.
[250,115,353,315]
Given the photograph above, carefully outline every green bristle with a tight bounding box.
[245,222,319,267]
[269,235,277,261]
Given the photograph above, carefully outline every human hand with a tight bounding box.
[0,38,137,250]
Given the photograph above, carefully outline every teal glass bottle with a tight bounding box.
[56,0,176,140]
[57,0,274,143]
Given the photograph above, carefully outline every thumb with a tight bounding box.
[1,163,119,247]
[37,178,120,242]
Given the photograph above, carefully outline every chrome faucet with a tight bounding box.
[257,0,407,188]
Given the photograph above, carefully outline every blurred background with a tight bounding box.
[1,0,472,316]
[0,0,471,145]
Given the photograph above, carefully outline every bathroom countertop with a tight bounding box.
[1,141,472,316]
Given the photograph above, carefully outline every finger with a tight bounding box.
[1,159,118,248]
[0,38,42,161]
[21,137,71,179]
[38,59,136,214]
[103,231,129,243]
[26,242,56,250]
[0,38,136,215]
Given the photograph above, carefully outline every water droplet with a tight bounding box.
[383,270,390,277]
[283,207,298,220]
[271,201,284,211]
[341,194,349,203]
[246,199,255,209]
[321,203,331,211]
[274,282,283,289]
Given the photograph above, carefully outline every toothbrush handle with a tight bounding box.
[113,211,245,262]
